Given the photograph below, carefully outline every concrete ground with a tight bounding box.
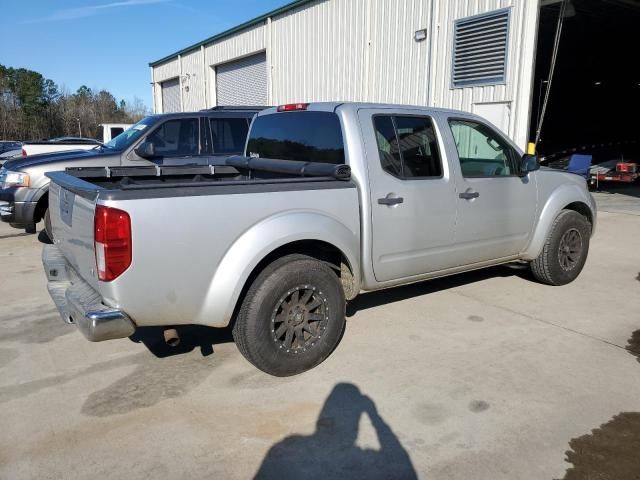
[1,188,639,480]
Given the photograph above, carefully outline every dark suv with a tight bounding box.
[0,107,266,238]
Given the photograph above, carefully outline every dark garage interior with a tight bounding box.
[531,0,640,163]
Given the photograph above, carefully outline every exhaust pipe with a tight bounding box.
[163,328,180,347]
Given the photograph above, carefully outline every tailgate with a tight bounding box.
[48,180,100,290]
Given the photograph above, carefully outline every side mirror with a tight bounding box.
[519,154,539,176]
[134,141,156,159]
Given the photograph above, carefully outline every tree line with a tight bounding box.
[0,64,149,141]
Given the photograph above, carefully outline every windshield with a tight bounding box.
[103,116,158,150]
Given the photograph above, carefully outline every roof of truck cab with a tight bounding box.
[258,102,476,116]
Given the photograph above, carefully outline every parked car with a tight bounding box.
[42,102,596,376]
[0,106,264,238]
[0,141,22,155]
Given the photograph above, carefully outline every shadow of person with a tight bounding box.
[254,383,417,480]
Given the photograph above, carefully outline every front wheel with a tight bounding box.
[233,254,346,376]
[530,210,591,286]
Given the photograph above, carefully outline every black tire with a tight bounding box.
[44,208,53,242]
[25,223,36,234]
[530,210,591,286]
[233,254,346,376]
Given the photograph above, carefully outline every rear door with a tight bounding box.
[205,114,251,164]
[443,117,537,264]
[358,108,458,282]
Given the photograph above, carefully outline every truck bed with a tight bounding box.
[45,160,360,332]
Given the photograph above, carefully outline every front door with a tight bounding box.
[358,109,458,283]
[444,118,537,265]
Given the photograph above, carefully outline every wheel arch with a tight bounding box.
[33,188,49,223]
[522,184,595,261]
[193,211,360,328]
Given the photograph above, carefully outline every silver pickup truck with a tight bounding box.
[42,102,596,376]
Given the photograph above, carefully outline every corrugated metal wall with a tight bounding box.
[150,0,538,147]
[429,0,539,146]
[180,49,206,111]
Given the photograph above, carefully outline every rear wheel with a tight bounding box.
[233,254,346,376]
[530,210,591,285]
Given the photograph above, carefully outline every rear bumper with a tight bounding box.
[42,244,136,342]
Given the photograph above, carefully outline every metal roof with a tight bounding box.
[149,0,315,67]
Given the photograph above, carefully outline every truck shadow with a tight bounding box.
[129,325,234,358]
[554,330,640,479]
[346,265,525,317]
[254,383,417,479]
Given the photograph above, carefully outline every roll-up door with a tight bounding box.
[215,52,267,106]
[161,78,181,113]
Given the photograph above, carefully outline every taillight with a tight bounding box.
[94,205,131,281]
[277,103,309,112]
[21,148,27,158]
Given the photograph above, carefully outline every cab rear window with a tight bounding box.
[246,111,345,164]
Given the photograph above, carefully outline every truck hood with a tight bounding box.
[3,148,121,171]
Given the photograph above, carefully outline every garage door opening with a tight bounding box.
[161,77,181,113]
[530,0,640,164]
[215,52,268,106]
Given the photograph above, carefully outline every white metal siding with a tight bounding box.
[151,0,539,147]
[429,0,538,147]
[180,50,206,111]
[270,0,369,103]
[161,78,181,113]
[216,53,268,106]
[153,58,180,83]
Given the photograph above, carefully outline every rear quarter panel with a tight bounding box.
[97,186,361,328]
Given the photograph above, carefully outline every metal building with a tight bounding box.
[151,0,640,155]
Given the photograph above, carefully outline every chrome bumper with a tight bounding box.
[0,201,13,221]
[42,244,135,342]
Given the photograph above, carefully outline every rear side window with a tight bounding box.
[373,115,443,179]
[246,111,345,164]
[210,118,249,154]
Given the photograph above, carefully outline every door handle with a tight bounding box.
[459,190,479,200]
[378,196,404,206]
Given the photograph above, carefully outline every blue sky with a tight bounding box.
[0,0,288,109]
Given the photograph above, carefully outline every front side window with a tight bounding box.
[209,118,249,154]
[449,119,516,177]
[373,115,443,179]
[246,111,345,164]
[146,118,199,157]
